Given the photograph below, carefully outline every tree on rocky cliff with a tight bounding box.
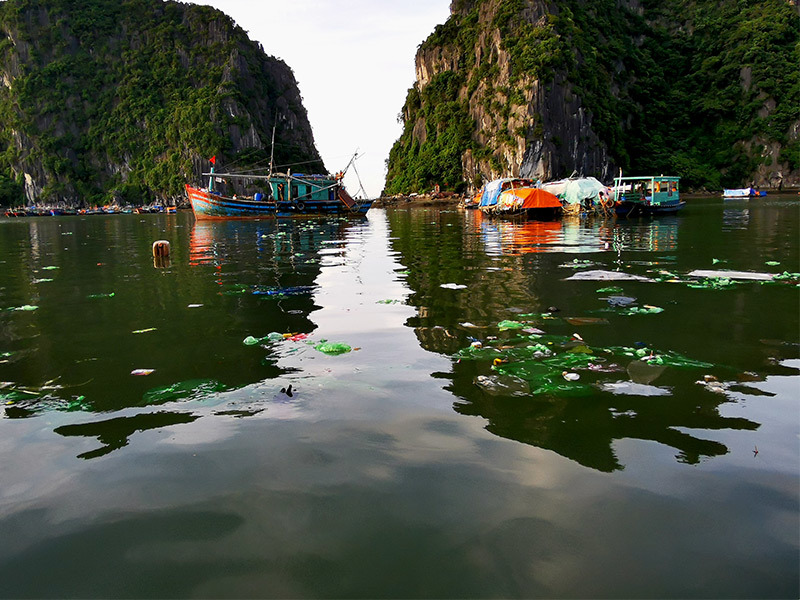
[384,0,799,194]
[0,0,324,206]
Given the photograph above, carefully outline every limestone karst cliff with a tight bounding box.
[384,0,799,193]
[0,0,324,205]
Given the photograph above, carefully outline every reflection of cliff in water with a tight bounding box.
[447,357,759,472]
[386,209,547,352]
[387,208,757,473]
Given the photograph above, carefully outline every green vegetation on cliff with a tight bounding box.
[385,0,799,194]
[0,0,324,206]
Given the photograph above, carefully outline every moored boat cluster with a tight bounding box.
[4,203,178,217]
[464,173,684,219]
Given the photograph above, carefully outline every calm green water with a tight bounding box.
[0,198,798,598]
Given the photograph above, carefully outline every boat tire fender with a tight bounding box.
[296,201,305,211]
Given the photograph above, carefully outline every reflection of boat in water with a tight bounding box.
[472,210,680,255]
[189,217,356,267]
[186,156,372,219]
[613,175,685,215]
[477,178,562,220]
[609,216,680,252]
[478,216,564,256]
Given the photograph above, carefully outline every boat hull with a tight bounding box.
[185,185,371,219]
[481,206,562,220]
[615,199,686,216]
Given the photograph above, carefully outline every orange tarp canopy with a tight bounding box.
[498,187,561,210]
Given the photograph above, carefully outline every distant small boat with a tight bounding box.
[478,178,562,220]
[723,187,765,198]
[613,175,685,216]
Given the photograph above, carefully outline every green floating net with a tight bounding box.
[143,379,228,404]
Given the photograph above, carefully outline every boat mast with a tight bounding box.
[267,113,277,180]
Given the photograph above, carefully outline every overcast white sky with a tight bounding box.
[192,0,452,198]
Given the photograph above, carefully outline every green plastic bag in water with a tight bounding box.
[315,342,352,356]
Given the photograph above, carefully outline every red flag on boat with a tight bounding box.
[209,156,216,165]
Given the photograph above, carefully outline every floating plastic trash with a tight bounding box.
[541,352,596,369]
[687,269,774,281]
[455,345,505,360]
[627,360,667,384]
[596,286,624,293]
[244,332,286,346]
[564,270,653,282]
[252,285,315,296]
[187,304,203,308]
[131,369,155,376]
[314,342,352,355]
[9,305,38,311]
[619,305,664,315]
[610,346,713,368]
[772,271,800,281]
[604,295,637,307]
[64,395,88,412]
[562,371,580,381]
[143,378,227,404]
[474,374,530,397]
[686,278,737,289]
[497,320,526,331]
[42,266,59,270]
[564,317,609,326]
[440,283,467,289]
[286,333,308,342]
[523,327,545,335]
[560,259,595,269]
[599,381,672,396]
[494,362,593,396]
[87,293,115,299]
[695,375,728,394]
[132,328,157,334]
[765,261,780,266]
[223,284,249,296]
[32,278,53,284]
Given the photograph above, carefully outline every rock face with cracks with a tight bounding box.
[0,0,324,205]
[384,0,799,195]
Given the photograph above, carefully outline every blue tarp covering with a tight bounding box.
[479,179,506,207]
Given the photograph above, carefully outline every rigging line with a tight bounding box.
[220,157,324,176]
[350,156,369,199]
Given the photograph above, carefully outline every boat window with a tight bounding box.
[306,184,313,198]
[292,185,298,199]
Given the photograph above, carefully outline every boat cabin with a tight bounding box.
[264,174,338,203]
[614,175,680,206]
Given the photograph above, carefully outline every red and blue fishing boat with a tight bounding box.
[185,156,371,220]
